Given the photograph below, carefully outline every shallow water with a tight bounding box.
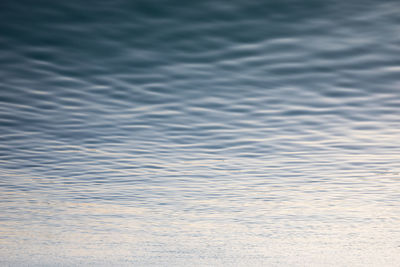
[1,0,400,266]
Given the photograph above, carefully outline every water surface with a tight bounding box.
[1,0,400,266]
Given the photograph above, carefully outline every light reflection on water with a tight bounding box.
[1,0,400,266]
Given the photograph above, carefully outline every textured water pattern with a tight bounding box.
[1,0,400,266]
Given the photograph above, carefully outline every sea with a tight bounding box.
[1,0,400,266]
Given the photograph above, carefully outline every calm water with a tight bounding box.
[1,0,400,266]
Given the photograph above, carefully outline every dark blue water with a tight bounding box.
[1,0,400,266]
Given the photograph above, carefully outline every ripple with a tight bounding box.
[1,0,400,266]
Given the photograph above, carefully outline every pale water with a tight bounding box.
[1,0,400,266]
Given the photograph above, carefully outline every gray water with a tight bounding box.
[1,0,400,266]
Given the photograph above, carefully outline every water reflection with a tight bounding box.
[1,0,400,265]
